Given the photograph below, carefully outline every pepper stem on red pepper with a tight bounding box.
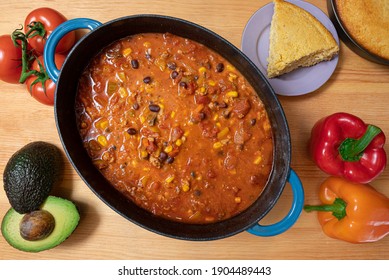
[304,198,347,220]
[338,125,382,162]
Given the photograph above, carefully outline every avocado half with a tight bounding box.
[1,196,80,252]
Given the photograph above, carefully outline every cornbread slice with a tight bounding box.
[267,0,339,78]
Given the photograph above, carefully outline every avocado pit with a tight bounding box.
[19,210,55,241]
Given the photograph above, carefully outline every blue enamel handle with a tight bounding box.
[44,18,102,83]
[247,169,304,237]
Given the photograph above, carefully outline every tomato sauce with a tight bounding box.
[75,33,273,223]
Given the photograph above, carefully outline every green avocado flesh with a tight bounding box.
[1,196,80,252]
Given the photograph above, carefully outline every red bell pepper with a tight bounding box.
[310,112,386,183]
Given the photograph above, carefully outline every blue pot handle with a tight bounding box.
[44,18,102,83]
[247,169,304,237]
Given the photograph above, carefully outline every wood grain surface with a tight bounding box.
[1,0,389,260]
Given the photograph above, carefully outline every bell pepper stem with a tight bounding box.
[304,198,347,220]
[338,125,382,161]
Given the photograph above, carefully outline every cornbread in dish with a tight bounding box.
[267,0,339,78]
[334,0,389,61]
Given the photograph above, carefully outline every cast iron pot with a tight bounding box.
[44,15,304,241]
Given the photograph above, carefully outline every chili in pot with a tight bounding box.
[75,33,274,224]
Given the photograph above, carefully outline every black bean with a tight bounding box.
[132,103,140,110]
[198,112,206,120]
[127,128,137,135]
[149,104,160,112]
[216,63,224,73]
[131,59,139,69]
[166,156,175,164]
[179,81,188,89]
[143,76,152,84]
[171,71,179,79]
[159,151,168,162]
[167,62,177,70]
[193,189,202,196]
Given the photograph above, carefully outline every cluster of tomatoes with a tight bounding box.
[0,7,75,105]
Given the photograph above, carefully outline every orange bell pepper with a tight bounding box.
[304,177,389,243]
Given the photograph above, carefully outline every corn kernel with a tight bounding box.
[170,111,176,118]
[184,131,190,137]
[226,64,236,71]
[213,114,219,121]
[254,155,262,165]
[118,87,128,98]
[143,41,151,48]
[213,142,223,149]
[140,150,149,159]
[235,197,242,203]
[200,87,206,93]
[96,119,109,130]
[198,67,207,74]
[175,139,183,146]
[227,91,239,98]
[117,72,126,82]
[228,73,237,84]
[216,122,221,128]
[217,127,230,139]
[229,73,237,79]
[122,48,132,57]
[208,80,216,86]
[182,184,190,192]
[150,126,160,133]
[140,175,149,186]
[165,175,175,183]
[97,135,108,147]
[140,116,146,124]
[164,145,173,153]
[107,81,118,95]
[124,131,131,140]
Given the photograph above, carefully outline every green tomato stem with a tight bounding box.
[11,23,48,90]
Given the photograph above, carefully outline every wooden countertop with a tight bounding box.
[1,0,389,260]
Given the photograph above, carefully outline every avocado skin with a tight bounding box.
[3,141,63,214]
[1,196,80,252]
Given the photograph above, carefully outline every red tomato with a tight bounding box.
[26,54,65,106]
[0,34,23,84]
[24,7,75,54]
